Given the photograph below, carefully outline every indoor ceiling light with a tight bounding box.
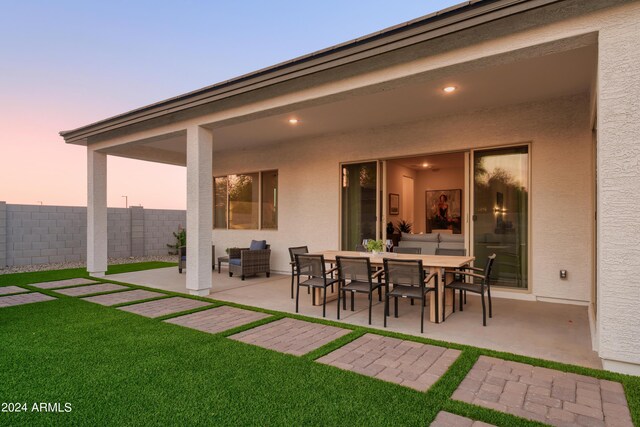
[443,86,457,93]
[422,162,429,168]
[288,118,300,125]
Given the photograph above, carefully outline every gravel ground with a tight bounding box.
[0,255,178,275]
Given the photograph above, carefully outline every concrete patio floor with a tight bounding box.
[107,267,601,369]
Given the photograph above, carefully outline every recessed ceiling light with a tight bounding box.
[443,86,457,93]
[422,162,429,168]
[288,118,299,125]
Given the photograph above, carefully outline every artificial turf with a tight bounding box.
[0,265,638,426]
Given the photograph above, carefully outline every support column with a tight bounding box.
[87,149,108,277]
[186,126,213,296]
[597,15,640,375]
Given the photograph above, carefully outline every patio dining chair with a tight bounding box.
[336,256,384,325]
[288,246,309,299]
[435,247,467,303]
[382,258,438,333]
[393,247,422,254]
[443,254,496,326]
[295,254,339,318]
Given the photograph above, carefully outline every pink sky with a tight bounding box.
[0,1,455,210]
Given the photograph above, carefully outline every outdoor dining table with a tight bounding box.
[311,250,475,323]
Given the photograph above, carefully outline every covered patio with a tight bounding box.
[108,265,600,369]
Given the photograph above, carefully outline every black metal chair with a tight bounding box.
[382,258,438,333]
[288,246,309,299]
[295,254,339,318]
[443,254,496,326]
[435,247,467,303]
[336,256,384,325]
[393,247,422,254]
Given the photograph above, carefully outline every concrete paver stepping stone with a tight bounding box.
[31,278,99,289]
[0,293,56,308]
[230,318,350,356]
[55,283,129,297]
[118,297,210,318]
[83,289,164,306]
[0,286,29,295]
[317,333,461,391]
[430,411,495,427]
[166,306,270,334]
[452,355,634,427]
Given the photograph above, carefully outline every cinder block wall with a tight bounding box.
[1,202,185,267]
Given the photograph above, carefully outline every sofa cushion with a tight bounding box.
[439,233,465,250]
[249,240,267,250]
[401,232,439,242]
[229,258,242,266]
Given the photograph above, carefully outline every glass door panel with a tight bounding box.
[473,146,529,289]
[341,162,378,251]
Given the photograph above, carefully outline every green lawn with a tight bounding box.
[0,264,638,426]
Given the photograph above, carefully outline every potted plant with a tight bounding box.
[166,227,186,255]
[366,239,385,255]
[387,221,400,246]
[396,220,413,235]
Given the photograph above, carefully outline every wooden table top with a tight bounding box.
[313,250,475,268]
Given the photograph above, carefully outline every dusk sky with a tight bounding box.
[0,1,458,210]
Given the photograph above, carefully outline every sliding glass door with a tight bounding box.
[473,146,529,289]
[341,162,379,251]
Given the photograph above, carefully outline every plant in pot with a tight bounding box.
[366,239,385,255]
[387,221,400,246]
[396,220,413,234]
[166,227,186,255]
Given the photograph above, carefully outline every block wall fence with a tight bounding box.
[0,202,185,267]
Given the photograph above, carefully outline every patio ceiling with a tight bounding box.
[103,41,597,166]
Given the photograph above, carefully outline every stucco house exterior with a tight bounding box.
[60,0,640,375]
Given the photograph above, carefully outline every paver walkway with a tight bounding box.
[31,278,99,289]
[118,297,210,318]
[83,289,163,306]
[317,333,461,391]
[0,286,29,295]
[55,283,129,297]
[430,411,495,427]
[453,356,633,427]
[166,306,270,334]
[230,318,350,356]
[0,292,56,307]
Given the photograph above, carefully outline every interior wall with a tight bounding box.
[211,93,593,303]
[385,162,416,230]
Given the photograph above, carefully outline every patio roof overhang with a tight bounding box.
[58,0,612,157]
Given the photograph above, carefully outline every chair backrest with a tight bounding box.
[355,244,367,252]
[336,256,372,285]
[393,246,422,254]
[483,254,497,283]
[383,258,425,288]
[295,254,326,279]
[288,246,309,262]
[435,247,466,256]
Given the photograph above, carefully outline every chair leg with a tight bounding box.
[394,297,398,318]
[368,291,373,325]
[241,275,245,281]
[481,292,487,326]
[384,293,389,327]
[452,290,456,313]
[290,268,295,299]
[351,291,355,311]
[411,298,414,306]
[378,286,382,302]
[459,290,463,312]
[420,296,425,334]
[488,287,493,318]
[342,289,347,311]
[323,287,327,318]
[442,287,446,322]
[464,290,467,304]
[337,283,341,320]
[295,284,300,313]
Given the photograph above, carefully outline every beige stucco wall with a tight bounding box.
[597,7,640,374]
[211,93,594,304]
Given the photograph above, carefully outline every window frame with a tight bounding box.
[213,169,278,230]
